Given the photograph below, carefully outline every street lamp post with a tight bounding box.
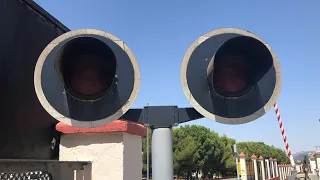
[233,144,240,180]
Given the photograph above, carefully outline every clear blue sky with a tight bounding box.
[35,0,320,153]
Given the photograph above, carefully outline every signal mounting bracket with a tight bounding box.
[119,106,203,128]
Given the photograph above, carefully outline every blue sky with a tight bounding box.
[35,0,320,153]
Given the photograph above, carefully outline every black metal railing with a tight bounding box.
[0,171,53,180]
[0,159,91,180]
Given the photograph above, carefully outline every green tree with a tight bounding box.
[142,125,290,178]
[237,142,290,164]
[216,135,237,177]
[172,125,224,179]
[142,127,152,175]
[173,133,199,177]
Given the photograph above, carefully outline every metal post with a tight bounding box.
[152,128,173,180]
[236,156,240,180]
[147,127,149,180]
[234,144,240,180]
[146,103,150,180]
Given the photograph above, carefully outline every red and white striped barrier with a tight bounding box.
[273,103,295,167]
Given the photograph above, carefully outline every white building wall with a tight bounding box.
[59,132,125,180]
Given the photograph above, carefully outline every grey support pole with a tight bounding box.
[120,106,203,180]
[152,128,174,180]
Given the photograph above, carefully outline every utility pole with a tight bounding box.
[233,144,240,180]
[146,103,150,180]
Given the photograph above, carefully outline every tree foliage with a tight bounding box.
[172,125,224,178]
[216,134,236,176]
[142,127,152,174]
[237,142,290,164]
[142,125,290,178]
